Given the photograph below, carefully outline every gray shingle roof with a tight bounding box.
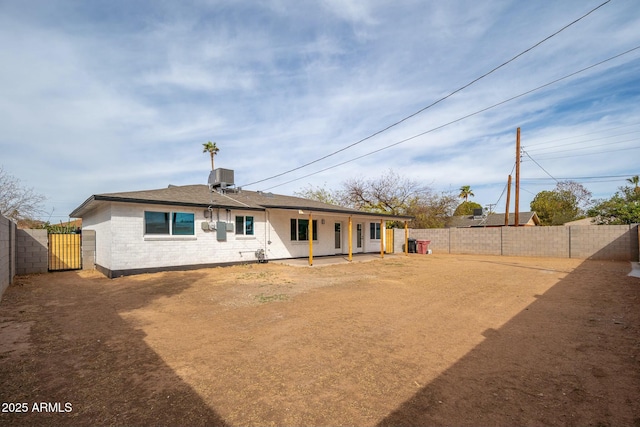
[70,184,413,220]
[447,212,540,228]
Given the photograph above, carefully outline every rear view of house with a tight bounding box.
[70,169,412,277]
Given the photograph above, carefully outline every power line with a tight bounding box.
[522,174,638,181]
[522,121,640,148]
[524,137,640,156]
[524,129,640,152]
[522,150,559,183]
[492,162,517,209]
[523,145,640,161]
[240,0,613,188]
[261,44,640,191]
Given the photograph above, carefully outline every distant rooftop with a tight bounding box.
[447,212,540,228]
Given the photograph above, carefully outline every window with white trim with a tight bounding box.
[369,222,381,240]
[235,215,254,235]
[290,218,317,241]
[144,211,194,236]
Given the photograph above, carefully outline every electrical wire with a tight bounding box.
[491,162,517,208]
[523,130,640,152]
[522,150,559,183]
[522,121,640,148]
[522,174,639,181]
[523,145,640,161]
[524,137,640,156]
[260,44,640,191]
[239,0,613,188]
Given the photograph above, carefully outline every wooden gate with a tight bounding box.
[385,228,394,253]
[48,233,82,271]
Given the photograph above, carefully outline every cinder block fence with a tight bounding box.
[395,224,640,261]
[0,214,16,299]
[16,229,48,275]
[0,213,97,300]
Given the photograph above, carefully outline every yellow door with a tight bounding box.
[385,228,394,253]
[48,233,82,271]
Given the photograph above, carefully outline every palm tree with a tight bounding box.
[202,141,219,171]
[627,175,639,194]
[458,185,474,202]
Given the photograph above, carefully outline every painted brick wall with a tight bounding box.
[106,202,269,271]
[266,211,384,260]
[82,230,96,270]
[393,224,639,261]
[81,202,392,275]
[82,203,112,270]
[16,229,48,275]
[0,214,16,299]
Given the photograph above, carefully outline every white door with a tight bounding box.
[356,223,364,252]
[334,222,342,253]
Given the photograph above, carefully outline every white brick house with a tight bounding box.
[70,183,412,277]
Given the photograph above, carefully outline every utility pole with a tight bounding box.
[505,175,512,226]
[485,203,496,214]
[515,127,521,227]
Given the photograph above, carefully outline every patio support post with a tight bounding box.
[309,212,313,266]
[404,221,408,256]
[380,219,384,259]
[348,216,353,262]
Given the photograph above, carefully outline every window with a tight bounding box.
[370,222,381,240]
[290,218,317,241]
[144,211,194,236]
[172,212,195,235]
[145,212,169,235]
[235,215,254,236]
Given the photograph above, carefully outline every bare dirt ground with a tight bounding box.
[0,254,638,427]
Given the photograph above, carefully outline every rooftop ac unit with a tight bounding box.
[208,168,234,187]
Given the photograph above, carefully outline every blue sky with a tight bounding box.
[1,0,639,221]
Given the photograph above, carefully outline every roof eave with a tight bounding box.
[70,195,265,218]
[261,205,413,220]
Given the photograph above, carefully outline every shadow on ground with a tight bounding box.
[377,258,640,427]
[0,270,229,426]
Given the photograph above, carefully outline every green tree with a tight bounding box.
[458,185,474,202]
[627,175,639,194]
[588,184,640,225]
[202,141,219,171]
[530,189,578,226]
[530,181,592,225]
[453,201,483,216]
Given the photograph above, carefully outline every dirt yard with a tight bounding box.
[0,254,638,426]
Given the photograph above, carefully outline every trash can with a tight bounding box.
[404,238,417,253]
[416,240,431,254]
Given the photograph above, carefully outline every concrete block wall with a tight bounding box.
[0,214,16,299]
[502,226,570,258]
[16,229,48,275]
[569,225,637,261]
[450,227,501,255]
[393,224,639,261]
[396,228,450,254]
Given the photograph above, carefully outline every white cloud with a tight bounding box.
[0,0,638,220]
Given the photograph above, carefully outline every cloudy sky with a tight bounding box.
[1,0,639,221]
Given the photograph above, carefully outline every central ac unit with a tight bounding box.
[208,168,235,187]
